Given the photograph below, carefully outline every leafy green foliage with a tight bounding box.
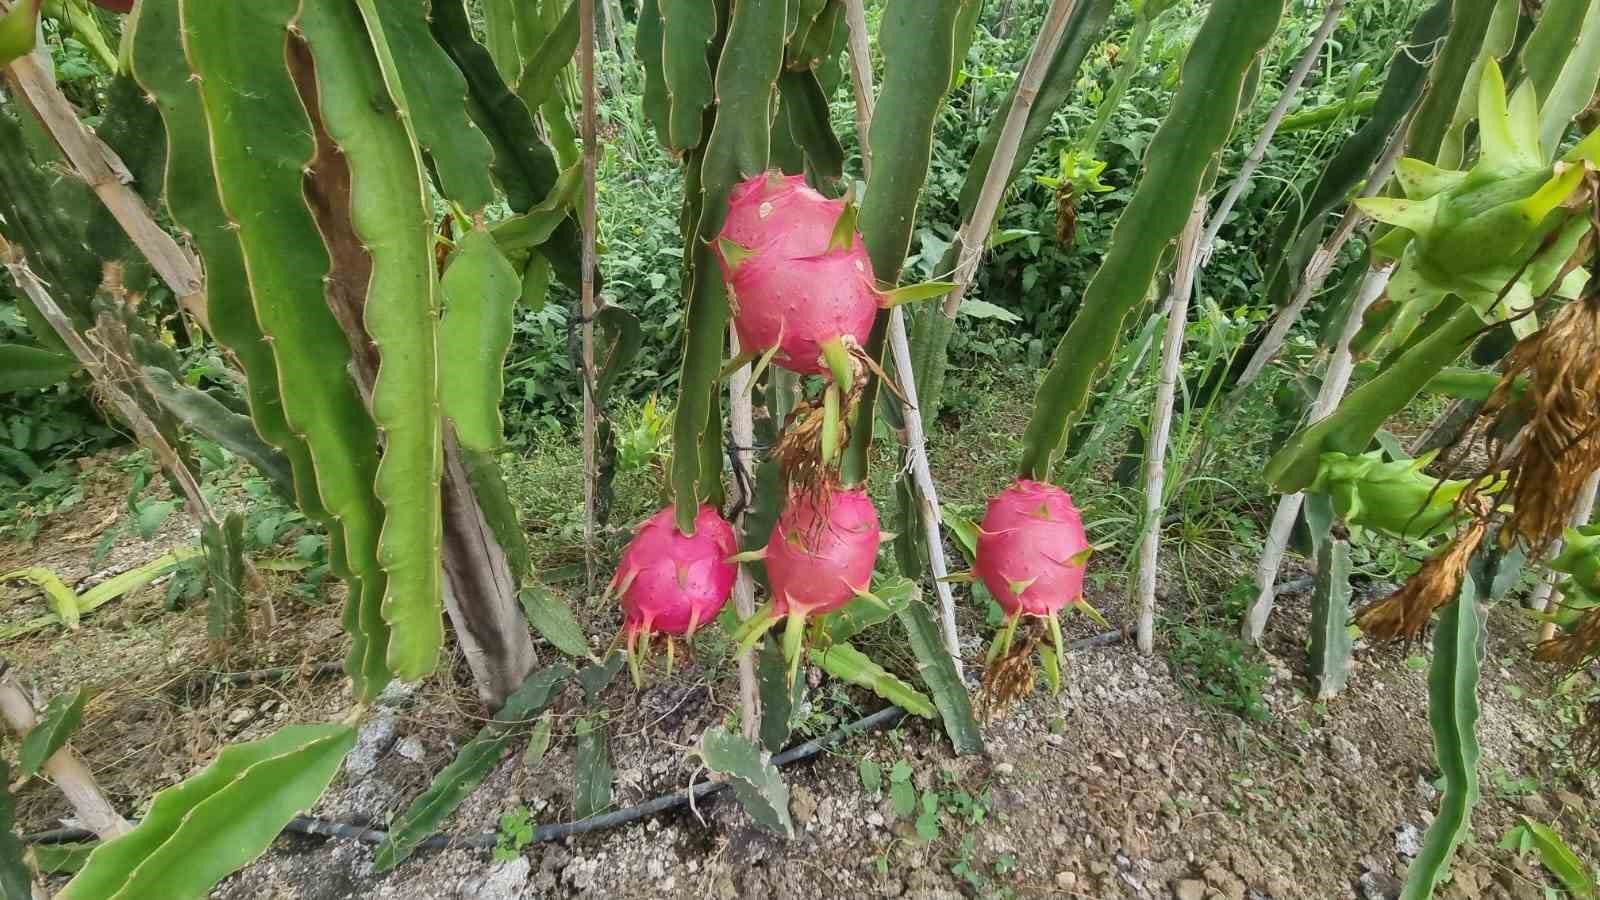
[520,587,591,658]
[1166,623,1270,720]
[494,805,535,862]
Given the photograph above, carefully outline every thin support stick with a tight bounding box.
[941,0,1077,320]
[1196,0,1346,268]
[579,0,599,585]
[727,332,761,739]
[844,0,966,673]
[1226,107,1412,406]
[1133,203,1205,655]
[3,47,208,330]
[1242,266,1392,643]
[1532,470,1600,642]
[843,0,874,176]
[0,661,130,840]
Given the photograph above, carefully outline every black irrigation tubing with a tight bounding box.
[25,629,1127,854]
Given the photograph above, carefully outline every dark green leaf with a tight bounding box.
[19,688,91,776]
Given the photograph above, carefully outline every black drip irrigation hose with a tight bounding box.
[25,629,1125,854]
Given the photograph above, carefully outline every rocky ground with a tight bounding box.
[4,452,1597,899]
[215,592,1596,900]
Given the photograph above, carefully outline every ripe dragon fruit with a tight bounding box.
[764,486,882,618]
[973,480,1095,705]
[730,485,883,686]
[976,480,1091,619]
[609,505,737,683]
[716,173,880,378]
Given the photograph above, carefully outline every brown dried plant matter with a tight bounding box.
[1353,514,1489,641]
[979,617,1045,717]
[1535,604,1600,668]
[1480,290,1600,555]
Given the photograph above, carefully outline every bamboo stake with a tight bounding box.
[1226,108,1413,407]
[3,42,209,331]
[1531,470,1600,642]
[1196,0,1346,268]
[942,0,1077,319]
[579,0,599,585]
[1242,266,1392,643]
[0,661,130,840]
[843,0,874,177]
[1132,204,1205,655]
[727,333,761,740]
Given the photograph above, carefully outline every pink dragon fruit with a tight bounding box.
[611,505,737,644]
[718,172,865,267]
[716,172,880,377]
[975,480,1090,619]
[763,486,881,618]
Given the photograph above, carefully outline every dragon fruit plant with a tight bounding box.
[973,480,1096,703]
[730,485,887,686]
[607,505,739,685]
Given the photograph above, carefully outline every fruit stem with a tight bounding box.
[783,610,809,688]
[821,383,841,466]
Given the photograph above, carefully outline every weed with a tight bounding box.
[494,805,535,862]
[1165,623,1271,721]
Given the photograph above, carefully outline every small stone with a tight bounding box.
[1328,735,1362,771]
[1394,824,1422,859]
[791,786,819,826]
[395,736,425,762]
[470,857,531,900]
[1056,871,1077,889]
[227,707,253,726]
[994,761,1015,777]
[1173,878,1207,900]
[866,811,885,828]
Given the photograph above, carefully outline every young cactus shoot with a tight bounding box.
[608,505,738,685]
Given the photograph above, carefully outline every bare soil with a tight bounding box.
[3,451,1596,900]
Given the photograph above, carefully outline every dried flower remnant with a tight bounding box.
[1353,515,1488,641]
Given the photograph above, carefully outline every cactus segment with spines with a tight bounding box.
[669,0,786,533]
[1403,577,1483,899]
[842,0,968,484]
[637,0,672,150]
[178,0,392,697]
[439,227,521,452]
[1308,528,1355,700]
[660,0,719,154]
[351,0,497,211]
[1017,0,1285,482]
[305,0,447,682]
